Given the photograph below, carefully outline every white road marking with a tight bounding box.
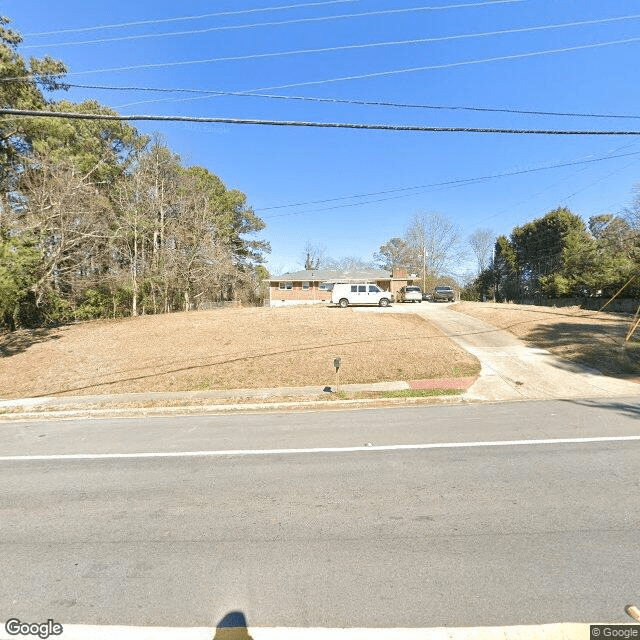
[1,435,639,462]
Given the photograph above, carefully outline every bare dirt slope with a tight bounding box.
[453,301,640,378]
[0,306,480,399]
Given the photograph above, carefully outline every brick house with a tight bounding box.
[266,267,418,307]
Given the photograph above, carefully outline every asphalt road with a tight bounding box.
[1,399,639,630]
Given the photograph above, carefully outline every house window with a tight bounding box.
[302,282,310,290]
[279,282,292,290]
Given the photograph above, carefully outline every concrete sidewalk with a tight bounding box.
[0,380,410,411]
[409,303,640,401]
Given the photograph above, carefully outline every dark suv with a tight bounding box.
[432,286,455,302]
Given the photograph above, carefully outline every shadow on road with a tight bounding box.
[562,398,640,419]
[212,611,253,640]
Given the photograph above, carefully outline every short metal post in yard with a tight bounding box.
[334,357,341,393]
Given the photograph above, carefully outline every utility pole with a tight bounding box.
[492,244,498,302]
[422,244,427,292]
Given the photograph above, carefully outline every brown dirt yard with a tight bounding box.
[453,301,640,378]
[0,306,480,399]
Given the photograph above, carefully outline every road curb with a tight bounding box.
[0,394,469,421]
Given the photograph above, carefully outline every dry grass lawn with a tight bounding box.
[454,301,640,377]
[0,306,480,399]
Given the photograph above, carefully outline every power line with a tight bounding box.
[23,0,360,36]
[21,0,524,49]
[259,151,640,217]
[584,199,628,219]
[19,12,640,75]
[106,36,640,109]
[564,158,640,203]
[246,36,640,93]
[489,141,640,217]
[10,26,639,114]
[51,82,640,121]
[468,140,640,228]
[5,107,640,135]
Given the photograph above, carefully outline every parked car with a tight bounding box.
[432,286,455,302]
[422,292,432,301]
[331,283,392,307]
[396,285,422,303]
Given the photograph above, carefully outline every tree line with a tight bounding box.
[307,200,639,304]
[0,17,269,330]
[465,204,640,302]
[300,212,486,293]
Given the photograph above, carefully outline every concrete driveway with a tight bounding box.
[357,302,640,401]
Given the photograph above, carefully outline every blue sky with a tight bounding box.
[10,0,640,276]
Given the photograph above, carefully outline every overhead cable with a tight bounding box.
[18,12,640,71]
[12,12,639,80]
[21,0,524,49]
[468,140,640,227]
[259,151,640,217]
[46,82,640,121]
[4,107,640,136]
[23,0,360,36]
[241,37,640,93]
[103,36,640,109]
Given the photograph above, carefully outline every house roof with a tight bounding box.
[267,268,400,282]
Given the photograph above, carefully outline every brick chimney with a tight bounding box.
[392,267,408,278]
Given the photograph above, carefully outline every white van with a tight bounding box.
[330,283,392,307]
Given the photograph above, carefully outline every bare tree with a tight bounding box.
[7,135,268,323]
[174,169,235,309]
[323,255,376,271]
[374,237,411,270]
[468,228,496,274]
[405,211,468,284]
[15,155,112,306]
[110,143,185,316]
[300,241,326,270]
[110,163,154,316]
[111,144,251,315]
